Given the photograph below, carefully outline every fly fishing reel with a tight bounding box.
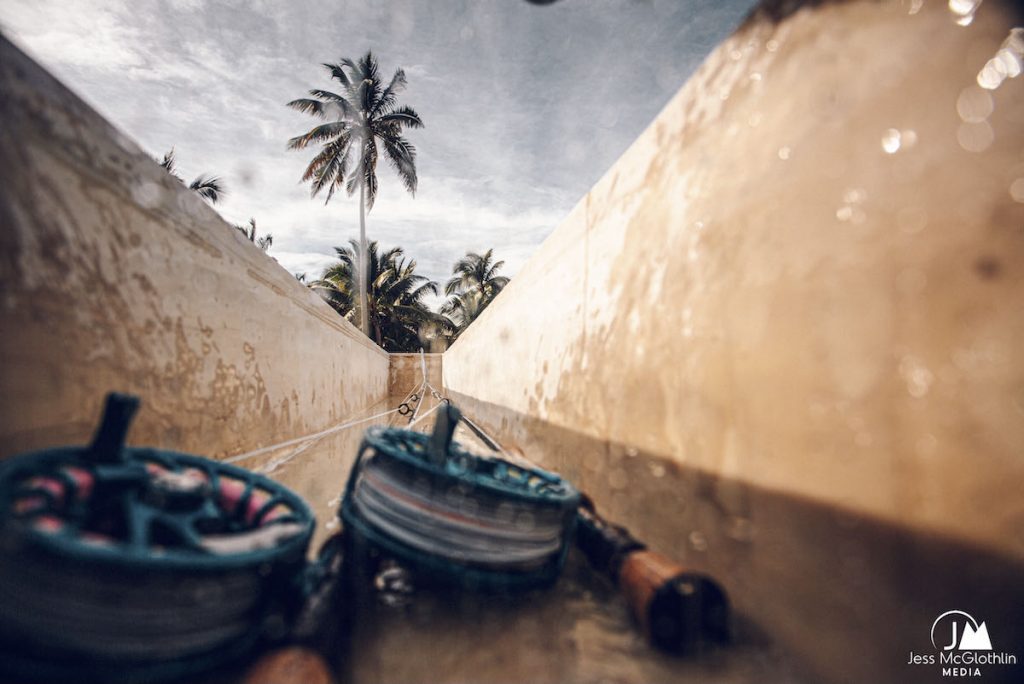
[0,394,315,683]
[341,404,580,590]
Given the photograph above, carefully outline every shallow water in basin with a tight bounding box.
[223,390,799,684]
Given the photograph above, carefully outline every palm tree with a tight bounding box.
[441,249,509,337]
[444,249,510,300]
[287,52,424,339]
[159,148,225,204]
[441,288,487,334]
[235,218,273,251]
[311,240,442,351]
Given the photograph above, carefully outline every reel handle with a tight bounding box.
[88,392,140,463]
[427,403,462,466]
[575,499,729,654]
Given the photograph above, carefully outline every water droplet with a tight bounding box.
[689,530,708,552]
[901,129,918,149]
[648,462,666,478]
[957,121,994,152]
[777,146,791,160]
[882,128,902,154]
[976,29,1024,90]
[730,49,742,61]
[995,46,1023,79]
[1009,178,1024,203]
[957,86,994,122]
[843,188,867,204]
[899,355,934,398]
[977,60,1006,89]
[908,0,924,14]
[836,206,854,221]
[948,0,981,26]
[766,39,779,53]
[749,72,762,82]
[625,446,639,458]
[132,181,163,209]
[726,517,755,542]
[325,518,339,531]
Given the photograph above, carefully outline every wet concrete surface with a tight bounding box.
[222,389,804,684]
[442,392,1024,684]
[207,385,1024,683]
[8,386,1019,684]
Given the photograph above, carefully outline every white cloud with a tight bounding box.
[1,0,754,303]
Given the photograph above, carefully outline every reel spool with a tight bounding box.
[0,394,315,683]
[340,404,580,590]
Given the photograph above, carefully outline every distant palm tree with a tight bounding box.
[287,52,424,339]
[312,240,441,351]
[441,249,509,338]
[235,218,273,251]
[159,148,225,204]
[441,288,487,333]
[444,249,510,301]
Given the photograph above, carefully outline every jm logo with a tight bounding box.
[931,610,992,651]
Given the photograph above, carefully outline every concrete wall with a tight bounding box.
[0,36,390,460]
[444,3,1024,680]
[388,353,443,398]
[446,1,1024,562]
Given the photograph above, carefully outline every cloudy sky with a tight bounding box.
[0,0,753,301]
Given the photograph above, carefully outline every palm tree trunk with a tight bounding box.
[358,176,369,338]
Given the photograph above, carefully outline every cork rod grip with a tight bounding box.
[241,647,336,684]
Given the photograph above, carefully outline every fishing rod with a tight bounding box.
[245,396,730,684]
[0,389,726,684]
[456,409,731,654]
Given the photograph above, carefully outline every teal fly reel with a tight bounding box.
[0,394,315,683]
[340,404,580,590]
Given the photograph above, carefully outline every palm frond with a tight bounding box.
[377,106,424,129]
[287,121,350,150]
[189,175,224,203]
[159,148,182,180]
[286,98,328,119]
[382,135,417,194]
[374,68,407,115]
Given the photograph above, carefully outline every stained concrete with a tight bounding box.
[0,36,390,460]
[448,390,1024,684]
[442,1,1024,681]
[387,353,442,398]
[445,0,1024,559]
